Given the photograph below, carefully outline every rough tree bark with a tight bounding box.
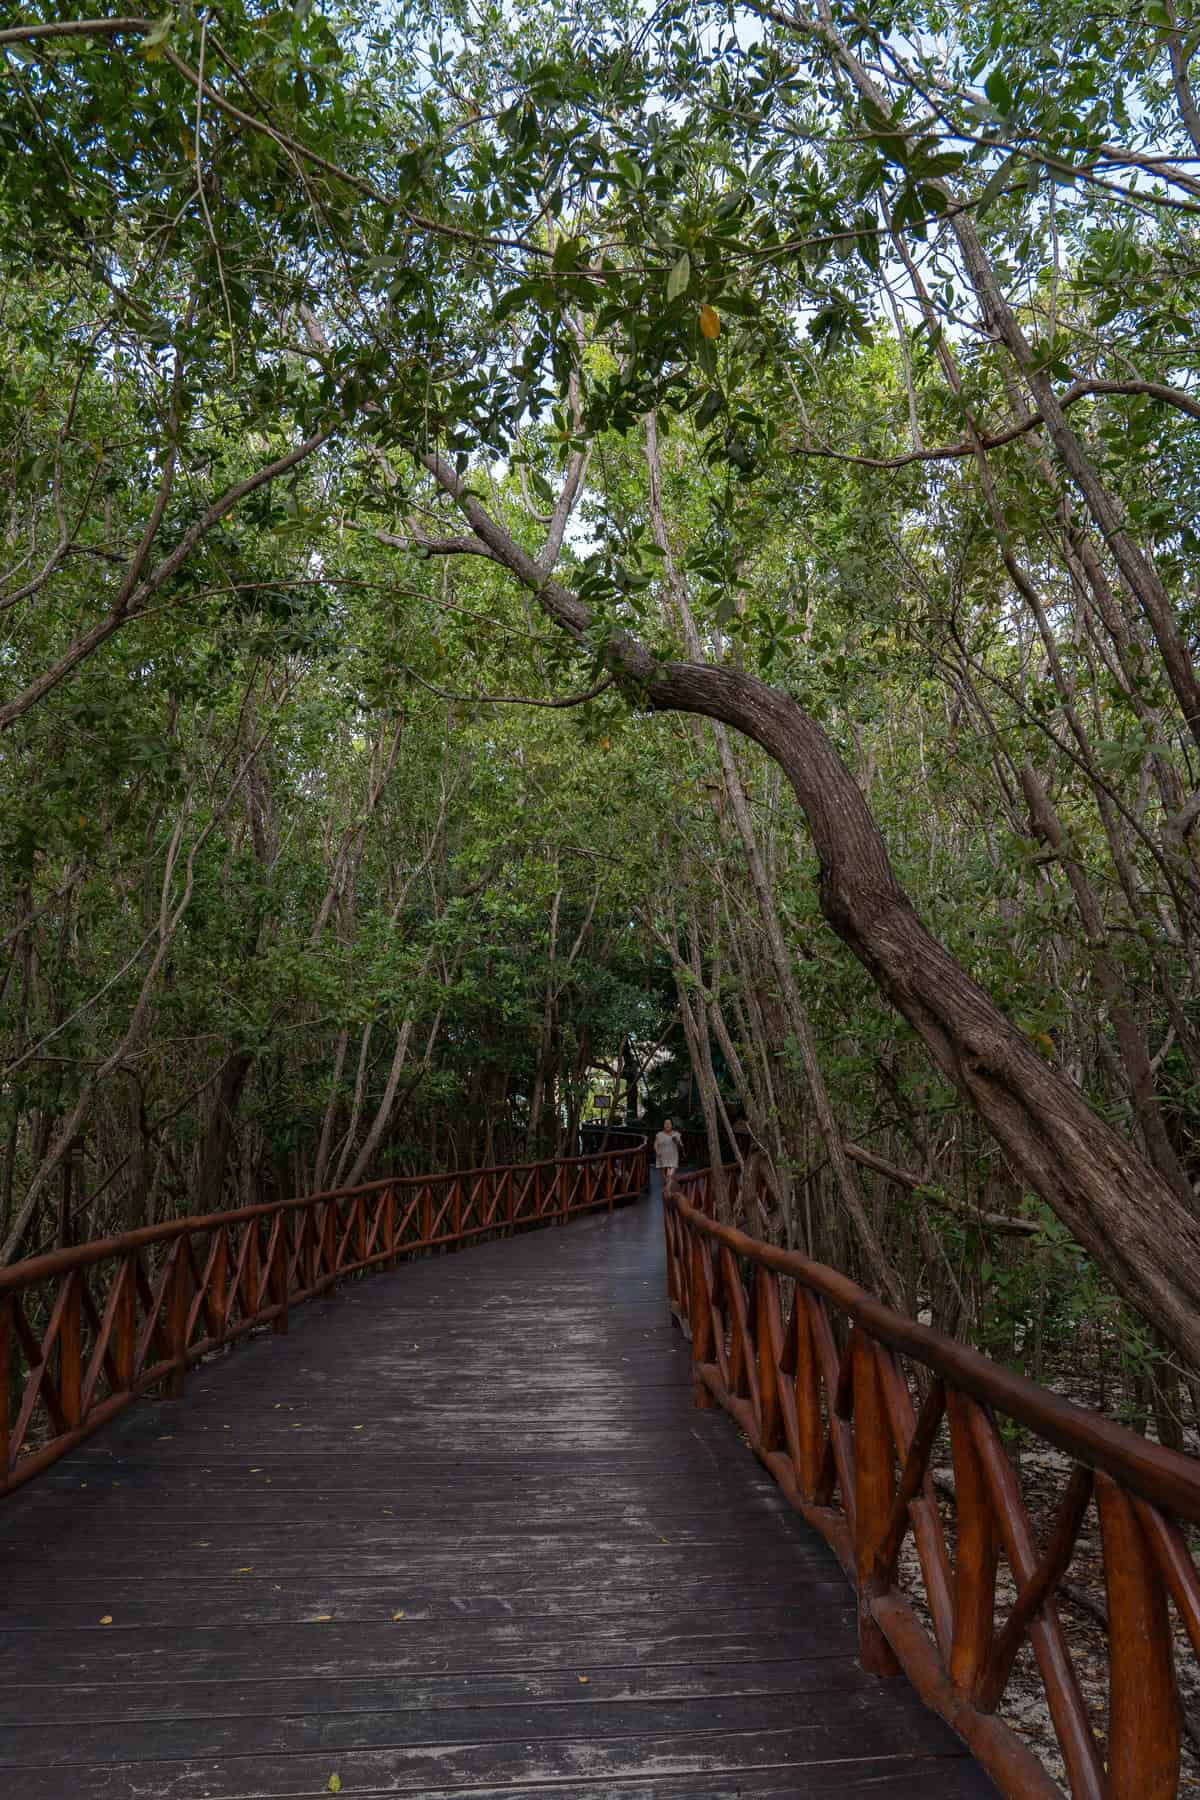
[646,413,899,1298]
[413,449,1200,1371]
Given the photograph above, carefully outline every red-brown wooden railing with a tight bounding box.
[666,1167,1200,1800]
[0,1132,648,1499]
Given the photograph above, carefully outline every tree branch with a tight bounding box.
[402,667,614,709]
[793,378,1200,472]
[408,438,1200,1369]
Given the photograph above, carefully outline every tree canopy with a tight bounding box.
[4,0,1200,1418]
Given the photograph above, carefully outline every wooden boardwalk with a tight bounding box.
[0,1188,995,1798]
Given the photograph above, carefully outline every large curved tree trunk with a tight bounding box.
[652,659,1200,1363]
[420,451,1200,1369]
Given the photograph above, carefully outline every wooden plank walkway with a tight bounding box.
[0,1187,996,1798]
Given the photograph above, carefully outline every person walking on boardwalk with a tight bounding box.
[654,1118,683,1196]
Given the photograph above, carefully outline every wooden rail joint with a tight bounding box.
[662,1169,1200,1800]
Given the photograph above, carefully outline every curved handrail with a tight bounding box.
[0,1131,649,1292]
[667,1167,1200,1800]
[0,1132,649,1499]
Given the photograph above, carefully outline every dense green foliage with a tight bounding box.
[4,0,1200,1422]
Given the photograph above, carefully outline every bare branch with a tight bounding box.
[792,378,1200,471]
[401,667,614,709]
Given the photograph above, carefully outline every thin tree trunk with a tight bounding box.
[420,446,1200,1370]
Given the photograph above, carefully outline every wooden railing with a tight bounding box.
[666,1168,1200,1800]
[0,1132,648,1500]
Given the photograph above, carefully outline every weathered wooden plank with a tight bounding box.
[0,1657,875,1727]
[0,1190,993,1798]
[0,1686,967,1767]
[2,1539,823,1576]
[0,1731,991,1799]
[0,1624,864,1687]
[0,1580,856,1631]
[221,1772,1004,1800]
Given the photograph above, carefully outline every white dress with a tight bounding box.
[654,1131,681,1169]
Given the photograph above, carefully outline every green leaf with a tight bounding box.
[976,152,1019,217]
[695,387,724,427]
[667,252,691,303]
[984,68,1013,113]
[552,236,584,271]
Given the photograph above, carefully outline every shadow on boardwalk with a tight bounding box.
[0,1191,996,1797]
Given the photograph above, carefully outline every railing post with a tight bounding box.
[663,1201,680,1313]
[688,1230,714,1410]
[245,1219,260,1317]
[722,1246,752,1401]
[852,1330,901,1677]
[946,1389,997,1696]
[385,1186,397,1269]
[304,1208,318,1291]
[270,1214,289,1336]
[755,1267,784,1453]
[167,1243,189,1399]
[791,1291,824,1500]
[114,1256,136,1391]
[207,1230,228,1339]
[1097,1474,1180,1798]
[59,1271,83,1432]
[322,1202,338,1292]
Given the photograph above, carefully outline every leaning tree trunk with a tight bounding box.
[418,450,1200,1372]
[651,660,1200,1368]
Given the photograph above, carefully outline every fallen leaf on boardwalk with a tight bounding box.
[328,1776,342,1793]
[314,1614,332,1621]
[236,1566,253,1573]
[99,1615,113,1625]
[577,1674,589,1684]
[392,1610,405,1620]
